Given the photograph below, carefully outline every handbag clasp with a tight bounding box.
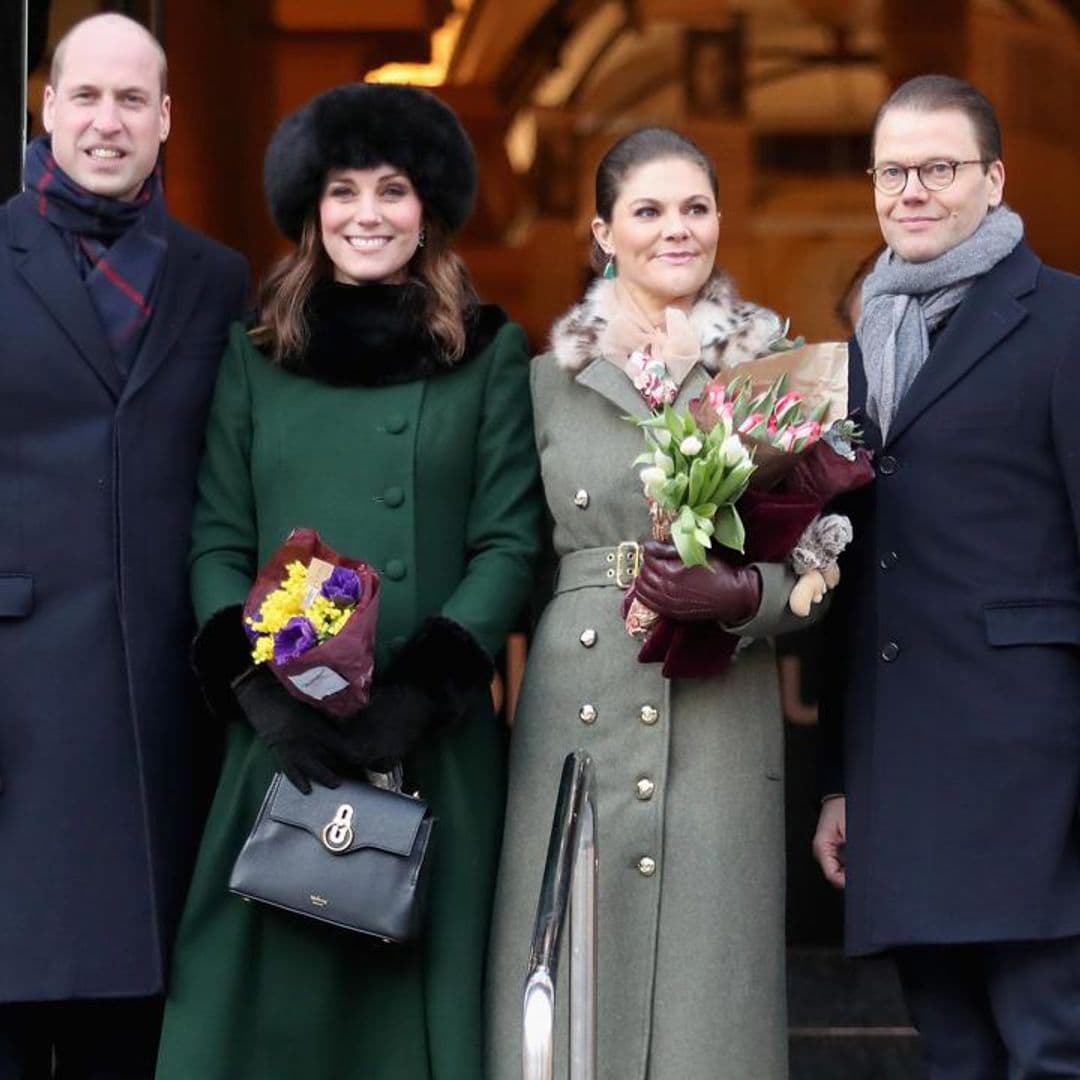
[321,803,355,853]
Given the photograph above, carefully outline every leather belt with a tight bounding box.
[554,542,641,595]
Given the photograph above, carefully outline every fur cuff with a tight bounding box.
[191,605,252,722]
[381,616,493,728]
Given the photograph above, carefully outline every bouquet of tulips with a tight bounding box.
[626,341,875,676]
[243,527,381,718]
[633,402,755,569]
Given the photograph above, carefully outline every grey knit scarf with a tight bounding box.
[856,206,1024,440]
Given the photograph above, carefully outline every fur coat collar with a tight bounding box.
[549,271,784,375]
[280,281,507,387]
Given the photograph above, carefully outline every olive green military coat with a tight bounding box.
[487,276,824,1080]
[155,310,541,1080]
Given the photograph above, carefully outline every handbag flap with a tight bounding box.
[267,775,428,856]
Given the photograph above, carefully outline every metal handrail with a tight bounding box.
[522,750,597,1080]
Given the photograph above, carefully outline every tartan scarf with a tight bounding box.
[24,136,168,375]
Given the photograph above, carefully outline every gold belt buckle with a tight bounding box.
[614,541,641,589]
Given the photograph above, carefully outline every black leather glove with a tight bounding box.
[232,666,371,794]
[633,540,762,625]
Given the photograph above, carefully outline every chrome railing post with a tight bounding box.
[522,750,597,1080]
[569,794,597,1076]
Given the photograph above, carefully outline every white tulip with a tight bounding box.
[654,428,673,450]
[640,466,667,494]
[654,451,675,475]
[679,435,703,456]
[723,435,748,467]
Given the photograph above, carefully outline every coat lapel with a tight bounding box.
[886,243,1039,445]
[575,357,652,419]
[7,192,122,399]
[122,219,203,403]
[846,339,883,451]
[575,357,711,420]
[674,365,710,410]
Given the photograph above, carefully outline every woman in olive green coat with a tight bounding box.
[155,85,541,1080]
[487,128,827,1079]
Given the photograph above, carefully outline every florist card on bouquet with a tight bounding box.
[243,527,380,718]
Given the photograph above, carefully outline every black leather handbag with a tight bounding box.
[229,772,436,942]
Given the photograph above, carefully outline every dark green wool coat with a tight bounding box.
[155,287,542,1080]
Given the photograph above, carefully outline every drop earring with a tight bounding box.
[417,227,426,248]
[602,254,616,280]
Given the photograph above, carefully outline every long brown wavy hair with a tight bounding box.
[250,208,479,365]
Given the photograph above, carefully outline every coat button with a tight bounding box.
[639,705,659,726]
[879,455,898,476]
[579,704,597,724]
[579,628,597,648]
[573,489,590,509]
[383,487,405,508]
[879,551,898,570]
[385,559,407,581]
[637,856,657,877]
[635,777,656,801]
[385,415,408,434]
[881,641,900,662]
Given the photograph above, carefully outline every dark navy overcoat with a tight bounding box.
[822,241,1080,956]
[0,190,247,1001]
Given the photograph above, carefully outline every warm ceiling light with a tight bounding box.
[366,0,472,85]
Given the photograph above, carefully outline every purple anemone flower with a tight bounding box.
[273,617,319,664]
[320,566,362,606]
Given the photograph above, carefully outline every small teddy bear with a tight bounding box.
[788,513,853,617]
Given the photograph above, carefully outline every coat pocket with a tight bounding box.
[984,601,1080,647]
[0,573,33,619]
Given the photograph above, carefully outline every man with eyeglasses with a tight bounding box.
[814,74,1080,1079]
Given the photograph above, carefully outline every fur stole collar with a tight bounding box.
[550,271,784,375]
[282,281,507,387]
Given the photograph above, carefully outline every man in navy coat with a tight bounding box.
[0,13,247,1077]
[814,74,1080,1079]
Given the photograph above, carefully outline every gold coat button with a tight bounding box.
[639,705,659,726]
[637,856,657,877]
[579,704,597,725]
[635,778,656,801]
[579,628,597,648]
[573,489,590,509]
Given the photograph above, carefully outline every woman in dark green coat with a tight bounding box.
[155,84,541,1080]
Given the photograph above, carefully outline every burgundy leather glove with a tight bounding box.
[633,540,762,625]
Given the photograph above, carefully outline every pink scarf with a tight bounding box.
[597,279,702,408]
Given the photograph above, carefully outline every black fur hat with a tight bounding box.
[264,83,477,241]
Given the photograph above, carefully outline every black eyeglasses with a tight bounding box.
[867,160,989,195]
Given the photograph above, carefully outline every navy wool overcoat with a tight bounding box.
[0,189,248,1001]
[822,241,1080,956]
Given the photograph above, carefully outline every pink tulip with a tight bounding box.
[792,420,823,441]
[774,391,803,422]
[705,384,727,408]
